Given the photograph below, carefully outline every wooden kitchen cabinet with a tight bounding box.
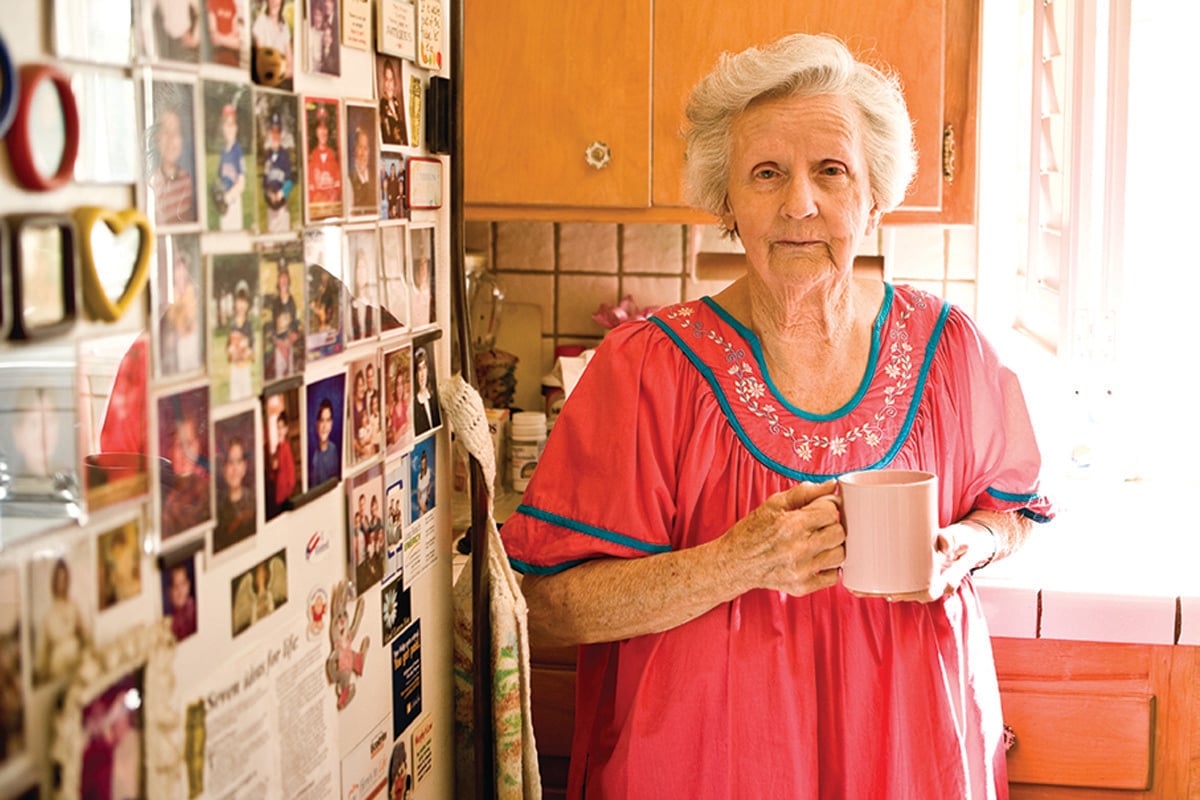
[465,0,978,224]
[993,638,1200,799]
[463,0,652,209]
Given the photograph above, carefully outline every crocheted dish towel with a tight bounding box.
[443,373,541,800]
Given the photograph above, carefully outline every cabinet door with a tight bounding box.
[652,0,950,216]
[464,0,652,208]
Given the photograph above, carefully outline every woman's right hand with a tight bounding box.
[719,480,845,597]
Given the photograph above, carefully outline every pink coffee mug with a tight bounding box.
[838,469,938,595]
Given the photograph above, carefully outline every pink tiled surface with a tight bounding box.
[560,223,618,273]
[622,224,685,273]
[1039,590,1177,645]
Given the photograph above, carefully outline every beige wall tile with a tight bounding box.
[884,225,945,281]
[903,279,945,298]
[493,273,555,334]
[558,274,619,336]
[623,224,686,273]
[494,221,555,272]
[943,280,977,316]
[945,226,978,280]
[559,223,619,273]
[621,275,683,313]
[684,276,736,302]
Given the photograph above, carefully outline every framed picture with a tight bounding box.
[159,550,198,641]
[153,233,205,379]
[384,458,408,582]
[306,0,341,75]
[155,385,213,541]
[6,214,77,341]
[249,0,296,90]
[345,227,379,342]
[142,73,200,230]
[345,352,381,469]
[259,239,306,383]
[262,381,301,520]
[204,0,251,69]
[303,97,343,223]
[212,409,258,554]
[231,549,287,636]
[383,343,412,456]
[304,372,346,491]
[407,224,435,328]
[411,333,440,438]
[210,252,262,405]
[50,622,179,800]
[201,80,255,233]
[409,435,435,520]
[303,226,346,362]
[346,465,383,593]
[379,224,409,331]
[254,88,302,233]
[344,101,380,219]
[380,153,407,221]
[143,0,203,65]
[376,54,407,147]
[81,332,151,514]
[380,577,410,644]
[0,355,82,514]
[97,514,143,610]
[28,539,93,688]
[406,156,442,209]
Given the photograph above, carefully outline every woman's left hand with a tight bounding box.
[859,521,992,603]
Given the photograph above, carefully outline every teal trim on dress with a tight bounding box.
[515,504,673,555]
[986,486,1041,503]
[702,285,893,422]
[651,289,953,481]
[508,556,589,576]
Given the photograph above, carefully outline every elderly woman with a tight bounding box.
[501,33,1052,799]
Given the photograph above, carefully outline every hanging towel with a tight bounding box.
[442,373,541,800]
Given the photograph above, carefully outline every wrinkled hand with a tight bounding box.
[720,480,845,597]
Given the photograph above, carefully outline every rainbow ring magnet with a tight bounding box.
[72,206,154,323]
[6,64,80,192]
[0,34,17,140]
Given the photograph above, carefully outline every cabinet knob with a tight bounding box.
[1002,723,1017,753]
[585,141,612,170]
[942,124,956,184]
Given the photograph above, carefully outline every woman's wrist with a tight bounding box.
[959,517,998,573]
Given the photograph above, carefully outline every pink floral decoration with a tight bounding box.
[592,295,660,330]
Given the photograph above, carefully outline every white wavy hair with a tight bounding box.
[683,33,918,224]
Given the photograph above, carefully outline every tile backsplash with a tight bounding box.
[467,220,979,375]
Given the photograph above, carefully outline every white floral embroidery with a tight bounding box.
[665,295,924,463]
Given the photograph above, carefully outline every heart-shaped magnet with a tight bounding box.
[73,206,153,322]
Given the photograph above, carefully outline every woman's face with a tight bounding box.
[355,372,366,399]
[52,562,69,598]
[415,357,428,389]
[722,93,878,289]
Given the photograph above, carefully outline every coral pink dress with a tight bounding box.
[501,285,1053,800]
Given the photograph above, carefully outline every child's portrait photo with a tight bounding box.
[305,373,345,491]
[409,435,435,522]
[80,669,144,800]
[254,89,302,233]
[202,80,255,232]
[231,549,287,636]
[213,410,258,554]
[204,0,250,69]
[148,0,202,63]
[250,0,295,90]
[378,224,409,332]
[97,518,142,611]
[346,228,379,342]
[263,385,301,520]
[161,554,198,642]
[29,541,93,687]
[154,234,205,378]
[376,54,406,147]
[345,102,380,218]
[303,227,346,362]
[303,97,343,222]
[144,76,200,229]
[411,339,440,438]
[260,240,306,384]
[346,466,384,593]
[306,0,340,75]
[210,253,262,405]
[156,386,213,540]
[345,353,381,469]
[383,344,412,457]
[408,225,435,329]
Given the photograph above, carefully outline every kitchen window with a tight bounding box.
[979,0,1200,500]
